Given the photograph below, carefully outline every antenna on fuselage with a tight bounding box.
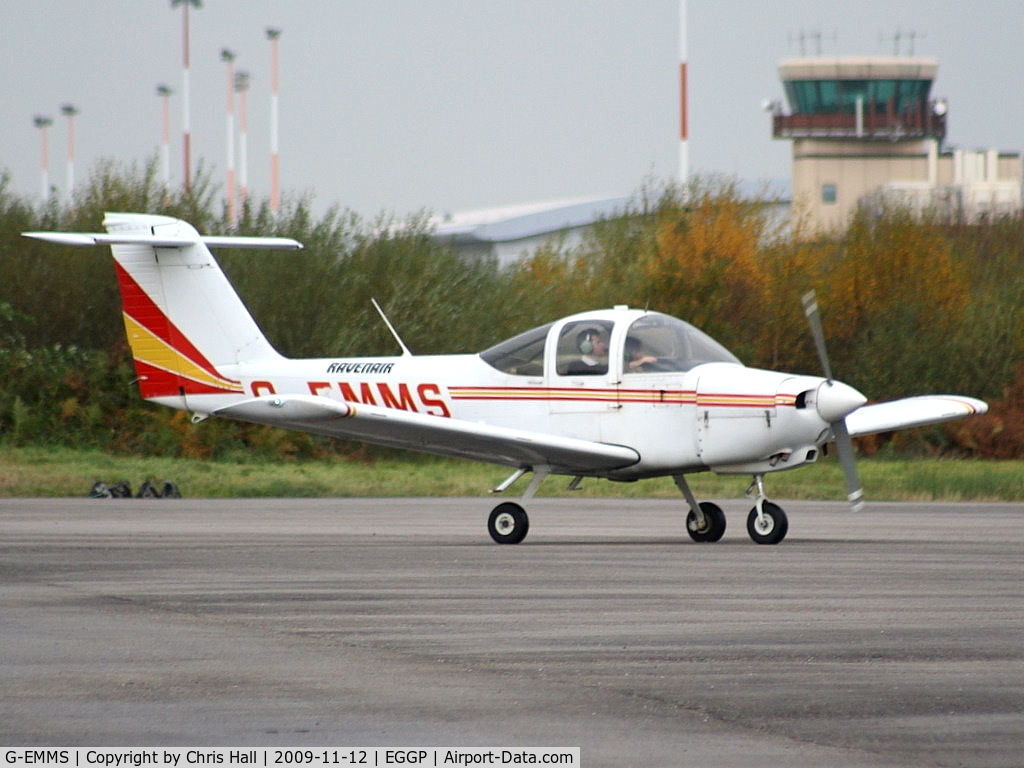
[371,298,413,357]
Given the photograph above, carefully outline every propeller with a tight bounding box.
[802,291,866,512]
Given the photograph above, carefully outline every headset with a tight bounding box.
[577,328,599,355]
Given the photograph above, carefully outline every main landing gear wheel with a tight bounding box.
[488,502,530,544]
[747,501,788,545]
[686,501,727,543]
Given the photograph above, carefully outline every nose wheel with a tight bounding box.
[746,501,788,544]
[746,475,788,544]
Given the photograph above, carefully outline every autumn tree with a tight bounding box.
[820,202,970,397]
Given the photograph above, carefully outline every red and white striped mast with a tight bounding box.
[172,0,201,194]
[266,27,281,213]
[61,104,78,204]
[678,0,689,181]
[156,84,174,187]
[33,115,53,204]
[235,70,251,211]
[221,48,237,224]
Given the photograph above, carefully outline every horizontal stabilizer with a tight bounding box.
[212,395,641,474]
[846,395,988,437]
[23,231,303,251]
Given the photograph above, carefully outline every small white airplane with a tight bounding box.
[25,213,988,544]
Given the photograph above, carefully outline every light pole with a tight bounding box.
[61,104,78,204]
[171,0,202,193]
[235,70,251,212]
[156,84,174,187]
[33,115,53,204]
[266,27,281,213]
[221,48,237,224]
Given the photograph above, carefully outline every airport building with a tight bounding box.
[434,53,1024,262]
[769,55,1023,231]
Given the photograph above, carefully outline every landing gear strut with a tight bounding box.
[745,474,788,545]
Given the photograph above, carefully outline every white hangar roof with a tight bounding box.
[430,195,633,246]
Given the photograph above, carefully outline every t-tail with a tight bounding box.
[24,213,302,411]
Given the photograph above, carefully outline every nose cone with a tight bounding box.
[816,380,868,423]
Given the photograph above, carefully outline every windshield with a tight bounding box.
[479,322,553,376]
[623,313,739,373]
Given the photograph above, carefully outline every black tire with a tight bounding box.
[686,501,727,543]
[136,481,160,498]
[747,502,788,545]
[488,502,530,544]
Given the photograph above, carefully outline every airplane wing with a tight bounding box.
[846,395,988,437]
[211,395,641,475]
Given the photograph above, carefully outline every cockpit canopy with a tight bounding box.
[480,311,739,377]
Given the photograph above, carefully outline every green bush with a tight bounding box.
[1,164,1022,458]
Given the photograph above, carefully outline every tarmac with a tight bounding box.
[2,496,1023,767]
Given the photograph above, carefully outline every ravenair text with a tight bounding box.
[325,361,395,375]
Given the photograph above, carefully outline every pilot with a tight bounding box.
[625,336,659,372]
[566,328,608,375]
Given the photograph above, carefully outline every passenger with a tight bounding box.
[566,328,608,375]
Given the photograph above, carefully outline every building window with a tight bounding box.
[822,183,838,204]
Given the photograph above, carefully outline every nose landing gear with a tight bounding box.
[745,474,788,545]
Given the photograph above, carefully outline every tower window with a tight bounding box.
[822,183,838,204]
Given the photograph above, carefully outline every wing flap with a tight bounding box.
[212,395,640,474]
[846,395,988,437]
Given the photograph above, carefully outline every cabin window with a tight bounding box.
[556,321,614,376]
[479,322,552,376]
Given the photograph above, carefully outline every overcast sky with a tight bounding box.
[3,0,1023,219]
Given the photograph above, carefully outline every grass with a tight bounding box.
[0,445,1022,502]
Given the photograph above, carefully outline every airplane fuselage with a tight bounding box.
[171,350,833,481]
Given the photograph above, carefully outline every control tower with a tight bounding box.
[770,56,1021,231]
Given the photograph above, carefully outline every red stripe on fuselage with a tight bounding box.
[448,386,789,407]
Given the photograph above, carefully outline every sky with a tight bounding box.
[3,0,1023,219]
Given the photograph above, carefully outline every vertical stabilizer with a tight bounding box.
[103,213,285,404]
[24,213,298,409]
